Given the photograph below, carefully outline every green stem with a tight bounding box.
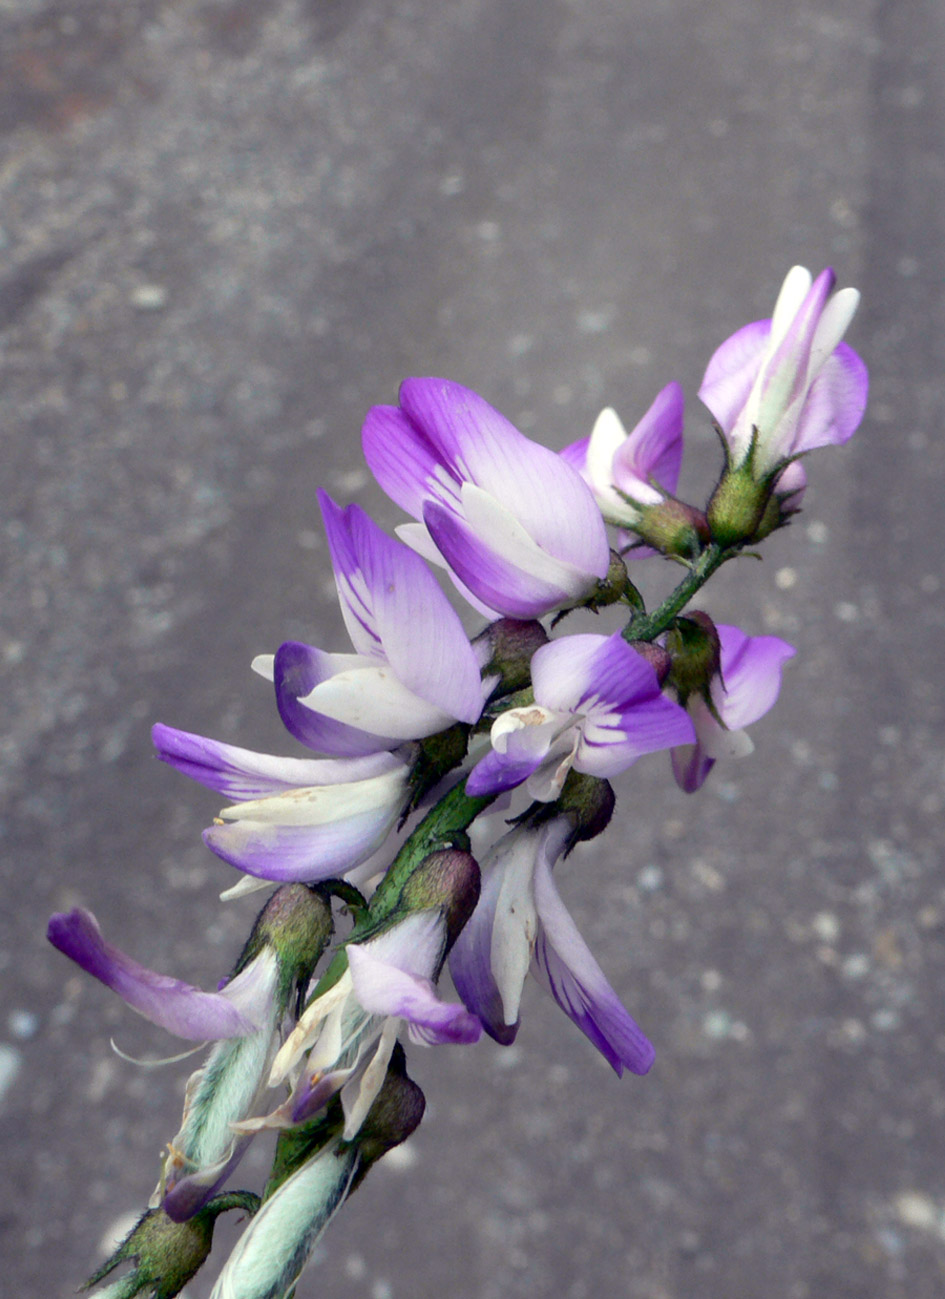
[303,778,496,1005]
[623,543,730,642]
[367,779,496,926]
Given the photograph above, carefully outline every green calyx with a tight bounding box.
[665,611,722,707]
[233,884,334,1014]
[633,499,710,558]
[83,1197,259,1299]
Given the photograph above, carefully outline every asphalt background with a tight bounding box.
[2,1,944,1296]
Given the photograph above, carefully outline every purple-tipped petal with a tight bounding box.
[699,319,773,432]
[790,343,869,455]
[203,803,399,883]
[274,641,402,756]
[347,943,481,1044]
[318,492,385,655]
[399,378,609,578]
[448,860,519,1044]
[465,745,545,798]
[612,382,685,499]
[151,724,399,801]
[578,693,696,775]
[670,741,715,793]
[162,1140,253,1222]
[47,909,257,1040]
[531,856,655,1076]
[531,633,662,714]
[362,401,457,520]
[713,626,795,730]
[424,500,593,619]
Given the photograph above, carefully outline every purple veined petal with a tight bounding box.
[318,492,384,656]
[320,492,483,723]
[273,641,403,756]
[362,400,462,519]
[346,944,481,1044]
[757,270,834,424]
[151,724,402,801]
[531,633,660,714]
[611,382,685,502]
[530,849,655,1077]
[398,378,611,578]
[713,625,796,731]
[321,499,485,724]
[670,741,715,794]
[577,692,696,777]
[527,634,603,710]
[789,344,869,457]
[698,319,773,434]
[424,500,591,619]
[448,855,518,1044]
[47,909,258,1040]
[395,521,504,621]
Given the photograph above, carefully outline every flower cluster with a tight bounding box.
[48,266,866,1299]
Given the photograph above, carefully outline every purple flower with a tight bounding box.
[271,909,480,1141]
[671,624,796,792]
[561,383,685,528]
[362,378,611,619]
[450,819,654,1075]
[47,908,275,1040]
[466,632,695,801]
[153,724,410,884]
[699,266,868,477]
[252,492,485,758]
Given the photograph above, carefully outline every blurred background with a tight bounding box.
[2,1,944,1295]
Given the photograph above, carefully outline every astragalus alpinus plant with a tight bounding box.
[49,266,867,1299]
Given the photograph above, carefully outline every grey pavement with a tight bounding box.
[2,1,944,1296]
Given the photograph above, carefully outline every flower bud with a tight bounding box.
[706,458,773,548]
[84,1197,258,1299]
[665,612,722,707]
[534,769,616,849]
[753,459,807,541]
[632,499,710,558]
[398,848,481,951]
[475,618,550,695]
[236,883,334,1015]
[585,549,632,610]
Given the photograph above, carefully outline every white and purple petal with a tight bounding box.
[448,856,518,1044]
[347,943,481,1045]
[531,852,655,1076]
[318,492,484,724]
[713,625,796,730]
[152,724,400,801]
[266,641,403,756]
[47,909,260,1040]
[398,378,609,578]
